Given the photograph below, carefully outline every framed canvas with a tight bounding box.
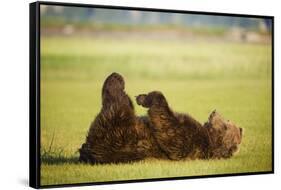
[29,1,274,188]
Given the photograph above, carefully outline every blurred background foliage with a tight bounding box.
[41,5,272,43]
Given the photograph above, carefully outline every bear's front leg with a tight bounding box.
[136,91,187,160]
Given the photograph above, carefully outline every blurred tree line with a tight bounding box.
[41,5,271,32]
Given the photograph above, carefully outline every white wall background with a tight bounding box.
[0,0,279,189]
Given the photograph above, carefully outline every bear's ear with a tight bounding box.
[208,110,227,130]
[209,109,223,123]
[208,109,217,121]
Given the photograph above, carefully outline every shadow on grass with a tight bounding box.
[41,153,80,165]
[41,144,80,165]
[41,131,81,165]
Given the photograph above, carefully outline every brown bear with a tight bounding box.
[79,73,243,164]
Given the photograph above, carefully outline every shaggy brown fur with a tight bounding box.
[79,73,243,164]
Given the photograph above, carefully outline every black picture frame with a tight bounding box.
[30,1,274,188]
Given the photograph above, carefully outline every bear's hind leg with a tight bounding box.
[80,73,144,164]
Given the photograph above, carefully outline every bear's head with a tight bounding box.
[204,110,243,159]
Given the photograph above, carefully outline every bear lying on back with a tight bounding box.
[79,73,243,164]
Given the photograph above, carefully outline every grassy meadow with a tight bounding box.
[40,36,272,186]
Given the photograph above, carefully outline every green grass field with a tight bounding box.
[40,36,272,186]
